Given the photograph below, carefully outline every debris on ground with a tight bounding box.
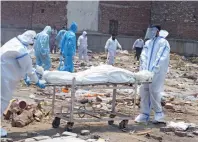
[62,131,78,137]
[160,127,174,132]
[167,121,190,131]
[81,130,91,136]
[2,52,198,142]
[160,121,198,137]
[3,99,50,127]
[145,133,163,142]
[174,131,187,137]
[0,138,13,142]
[164,103,175,110]
[14,132,105,142]
[136,129,152,135]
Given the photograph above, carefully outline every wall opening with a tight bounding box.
[41,9,45,13]
[109,20,118,35]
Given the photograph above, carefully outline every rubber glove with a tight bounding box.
[24,76,30,86]
[36,81,45,89]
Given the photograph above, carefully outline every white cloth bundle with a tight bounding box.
[43,65,153,85]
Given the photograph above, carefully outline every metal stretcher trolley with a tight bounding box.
[48,77,150,131]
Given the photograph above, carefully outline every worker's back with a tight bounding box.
[62,30,76,56]
[34,32,50,56]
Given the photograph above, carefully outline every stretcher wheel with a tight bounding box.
[78,106,86,118]
[52,117,60,128]
[108,114,116,125]
[65,122,74,132]
[108,120,114,125]
[119,120,128,129]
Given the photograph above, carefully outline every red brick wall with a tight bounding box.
[98,1,151,37]
[1,1,67,30]
[1,1,32,29]
[2,1,198,40]
[32,1,67,29]
[151,1,198,40]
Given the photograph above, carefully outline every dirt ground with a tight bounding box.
[1,52,198,142]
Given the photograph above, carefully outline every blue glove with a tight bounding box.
[24,76,30,86]
[36,81,45,89]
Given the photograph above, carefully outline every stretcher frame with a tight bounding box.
[47,78,150,130]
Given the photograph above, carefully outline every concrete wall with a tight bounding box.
[1,28,42,45]
[169,39,198,56]
[76,33,198,56]
[76,33,136,53]
[67,1,99,32]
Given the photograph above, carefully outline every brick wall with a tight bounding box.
[1,1,198,40]
[1,1,32,29]
[32,1,67,30]
[1,1,67,30]
[151,1,198,40]
[98,1,151,37]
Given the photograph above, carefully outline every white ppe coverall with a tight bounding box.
[105,37,122,65]
[136,35,170,122]
[0,30,39,116]
[77,31,88,61]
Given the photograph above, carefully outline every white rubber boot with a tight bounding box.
[153,112,165,123]
[134,113,149,123]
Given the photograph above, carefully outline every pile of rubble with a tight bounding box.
[3,99,50,128]
[1,130,106,142]
[160,121,198,137]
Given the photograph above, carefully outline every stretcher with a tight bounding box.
[46,77,151,131]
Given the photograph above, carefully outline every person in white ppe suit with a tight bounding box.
[0,31,45,129]
[105,34,122,65]
[135,25,170,123]
[77,31,88,62]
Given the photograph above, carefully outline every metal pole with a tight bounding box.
[70,78,76,122]
[52,86,56,115]
[112,85,117,113]
[133,83,138,115]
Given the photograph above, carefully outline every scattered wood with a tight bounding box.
[136,129,152,135]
